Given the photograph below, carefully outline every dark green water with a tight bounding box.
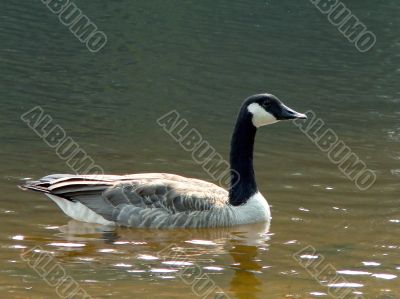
[1,0,399,298]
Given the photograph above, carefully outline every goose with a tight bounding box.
[21,93,307,229]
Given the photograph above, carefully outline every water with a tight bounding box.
[1,0,399,298]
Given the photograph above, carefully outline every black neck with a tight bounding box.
[228,108,258,206]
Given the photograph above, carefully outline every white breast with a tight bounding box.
[232,192,271,225]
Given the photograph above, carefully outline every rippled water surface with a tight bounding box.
[1,0,400,298]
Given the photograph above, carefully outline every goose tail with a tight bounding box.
[19,174,117,225]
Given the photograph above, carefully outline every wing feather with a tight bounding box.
[22,173,229,228]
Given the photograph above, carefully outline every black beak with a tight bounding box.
[278,104,307,120]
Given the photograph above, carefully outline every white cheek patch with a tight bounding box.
[247,103,278,127]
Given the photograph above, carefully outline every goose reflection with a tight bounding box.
[54,220,271,298]
[228,226,269,299]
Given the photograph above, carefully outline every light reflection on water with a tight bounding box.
[1,0,400,298]
[25,221,271,299]
[3,215,400,298]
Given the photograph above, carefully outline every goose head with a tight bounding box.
[246,94,307,128]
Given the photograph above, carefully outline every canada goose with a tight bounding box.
[21,93,306,228]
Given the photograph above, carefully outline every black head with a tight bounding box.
[244,93,307,127]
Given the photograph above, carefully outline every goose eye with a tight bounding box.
[262,102,271,109]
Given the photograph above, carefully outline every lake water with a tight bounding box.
[1,0,399,298]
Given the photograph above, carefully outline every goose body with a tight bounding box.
[21,93,306,228]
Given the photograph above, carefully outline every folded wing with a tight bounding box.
[22,173,230,228]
